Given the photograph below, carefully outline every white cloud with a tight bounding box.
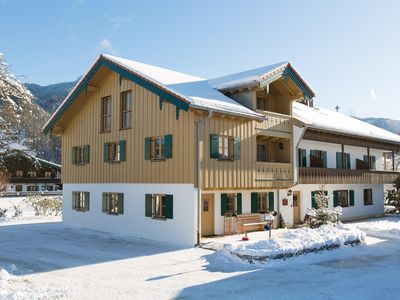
[98,39,118,55]
[370,88,376,100]
[104,15,132,31]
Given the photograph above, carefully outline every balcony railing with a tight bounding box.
[10,177,61,184]
[255,110,292,134]
[255,162,293,181]
[298,167,400,185]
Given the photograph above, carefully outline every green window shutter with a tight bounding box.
[210,134,219,159]
[268,192,275,211]
[371,156,376,170]
[83,145,90,164]
[72,192,76,210]
[104,143,109,162]
[301,149,307,167]
[236,193,242,215]
[322,151,327,168]
[145,194,153,217]
[145,137,152,160]
[251,192,259,213]
[119,140,126,161]
[311,191,317,209]
[72,146,76,164]
[165,194,173,219]
[85,192,90,211]
[221,193,227,216]
[233,137,240,160]
[333,191,339,207]
[164,134,173,159]
[336,152,342,169]
[102,193,107,213]
[349,190,355,206]
[118,193,124,214]
[363,155,369,163]
[346,153,351,169]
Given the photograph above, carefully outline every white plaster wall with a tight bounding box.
[282,184,385,224]
[299,140,387,170]
[63,183,197,247]
[208,189,278,235]
[298,140,341,168]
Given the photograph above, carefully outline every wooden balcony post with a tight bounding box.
[367,147,371,170]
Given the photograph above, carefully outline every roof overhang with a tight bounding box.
[43,55,191,134]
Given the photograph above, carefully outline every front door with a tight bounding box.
[293,191,301,224]
[201,194,214,236]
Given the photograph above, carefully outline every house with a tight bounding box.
[43,54,400,246]
[287,102,400,224]
[0,150,62,194]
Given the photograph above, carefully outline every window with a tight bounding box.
[16,170,23,177]
[337,190,349,207]
[218,136,231,159]
[28,171,37,177]
[225,194,235,214]
[364,189,373,205]
[221,193,243,215]
[298,148,307,167]
[336,152,351,169]
[256,96,268,111]
[102,192,124,215]
[101,96,112,132]
[257,144,268,162]
[104,141,126,163]
[120,91,132,129]
[310,150,327,168]
[258,193,268,212]
[145,194,173,219]
[45,171,52,178]
[364,155,376,170]
[15,185,22,192]
[72,192,90,212]
[72,145,90,164]
[27,185,39,192]
[210,134,240,161]
[145,135,173,161]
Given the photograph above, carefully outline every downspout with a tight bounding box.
[196,110,213,246]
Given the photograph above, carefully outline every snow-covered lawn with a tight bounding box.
[1,215,400,299]
[208,224,366,261]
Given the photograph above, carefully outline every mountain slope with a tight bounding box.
[25,78,79,113]
[358,117,400,135]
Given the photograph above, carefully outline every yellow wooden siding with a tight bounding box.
[60,68,294,189]
[62,70,195,184]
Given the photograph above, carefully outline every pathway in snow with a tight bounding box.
[0,216,399,299]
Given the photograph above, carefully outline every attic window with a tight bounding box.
[101,96,112,132]
[256,96,268,111]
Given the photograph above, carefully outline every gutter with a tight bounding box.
[196,110,213,246]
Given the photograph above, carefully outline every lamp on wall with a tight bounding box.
[279,142,284,150]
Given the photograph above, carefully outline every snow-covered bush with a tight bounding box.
[0,207,7,218]
[23,195,62,216]
[385,177,400,214]
[9,201,22,217]
[304,186,338,228]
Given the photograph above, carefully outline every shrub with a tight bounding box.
[0,207,7,218]
[385,177,400,214]
[23,195,63,216]
[304,185,338,228]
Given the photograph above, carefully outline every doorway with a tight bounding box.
[293,191,301,224]
[201,194,214,236]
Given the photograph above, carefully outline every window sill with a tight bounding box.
[106,161,122,164]
[364,203,373,206]
[217,157,233,162]
[151,216,167,221]
[72,163,88,166]
[151,158,166,162]
[105,212,121,216]
[100,130,111,134]
[75,209,88,212]
[119,127,132,131]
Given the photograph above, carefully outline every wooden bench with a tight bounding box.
[237,213,266,233]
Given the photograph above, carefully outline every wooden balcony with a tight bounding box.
[255,110,292,137]
[255,162,293,182]
[298,167,400,185]
[10,177,61,184]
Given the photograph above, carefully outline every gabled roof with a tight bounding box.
[208,61,316,99]
[43,54,266,133]
[293,102,400,145]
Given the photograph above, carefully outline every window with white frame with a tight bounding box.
[120,91,132,129]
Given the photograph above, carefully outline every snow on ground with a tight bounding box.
[346,215,400,240]
[0,215,400,299]
[213,224,365,260]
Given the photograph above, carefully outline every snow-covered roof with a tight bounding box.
[293,102,400,145]
[208,61,316,98]
[103,55,263,119]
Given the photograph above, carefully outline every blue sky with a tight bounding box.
[1,0,400,119]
